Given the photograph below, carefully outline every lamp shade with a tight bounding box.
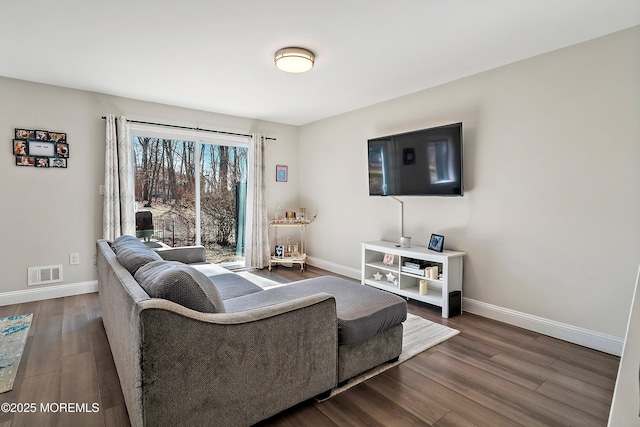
[274,47,315,73]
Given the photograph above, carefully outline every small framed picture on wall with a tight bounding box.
[276,165,288,182]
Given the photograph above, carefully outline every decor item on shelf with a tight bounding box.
[382,253,395,266]
[274,245,284,258]
[386,272,396,282]
[275,205,282,221]
[276,165,288,182]
[419,279,428,295]
[299,207,306,220]
[427,266,439,279]
[13,128,68,169]
[400,236,411,248]
[285,211,296,219]
[428,234,445,252]
[373,272,383,281]
[274,47,315,73]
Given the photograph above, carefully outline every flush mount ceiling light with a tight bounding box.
[274,47,315,73]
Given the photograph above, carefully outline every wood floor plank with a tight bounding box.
[103,404,130,427]
[12,371,59,427]
[313,390,389,427]
[0,304,17,319]
[528,334,620,378]
[433,411,479,427]
[389,363,521,427]
[14,300,41,337]
[93,347,125,411]
[434,341,543,390]
[342,381,429,426]
[536,380,611,421]
[259,402,338,427]
[363,366,450,424]
[433,333,503,359]
[22,313,62,378]
[58,352,103,427]
[406,353,548,427]
[61,301,92,357]
[457,327,557,367]
[549,359,617,391]
[491,352,615,405]
[84,293,105,332]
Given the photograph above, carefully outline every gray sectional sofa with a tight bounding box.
[97,235,407,427]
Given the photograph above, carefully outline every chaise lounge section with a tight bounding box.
[97,236,406,426]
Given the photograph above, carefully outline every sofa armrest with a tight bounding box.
[137,294,338,427]
[153,245,206,264]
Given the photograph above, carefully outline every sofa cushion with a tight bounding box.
[116,245,163,275]
[225,276,406,345]
[112,234,146,252]
[134,261,225,313]
[190,263,263,300]
[112,235,163,275]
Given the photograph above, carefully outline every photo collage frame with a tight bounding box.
[13,128,69,168]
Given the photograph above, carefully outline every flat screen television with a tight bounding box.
[368,122,463,196]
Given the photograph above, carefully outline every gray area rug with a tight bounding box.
[0,313,32,393]
[319,312,459,400]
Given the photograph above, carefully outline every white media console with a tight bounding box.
[361,240,464,318]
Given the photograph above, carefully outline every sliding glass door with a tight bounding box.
[199,143,248,264]
[132,132,248,265]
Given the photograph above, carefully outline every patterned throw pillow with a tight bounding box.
[113,235,163,275]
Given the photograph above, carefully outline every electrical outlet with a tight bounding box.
[69,253,80,265]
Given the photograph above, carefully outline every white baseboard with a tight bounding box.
[463,297,624,356]
[308,257,624,356]
[0,281,98,307]
[307,257,361,280]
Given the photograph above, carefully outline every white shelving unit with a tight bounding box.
[361,240,464,318]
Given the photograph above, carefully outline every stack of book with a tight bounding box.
[401,259,428,276]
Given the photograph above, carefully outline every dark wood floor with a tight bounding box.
[0,266,619,426]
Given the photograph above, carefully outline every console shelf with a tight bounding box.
[361,240,464,318]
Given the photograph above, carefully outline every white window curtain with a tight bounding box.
[103,114,136,240]
[245,134,270,268]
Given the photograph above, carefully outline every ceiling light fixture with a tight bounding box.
[274,47,315,73]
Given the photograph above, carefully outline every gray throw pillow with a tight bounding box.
[112,234,146,253]
[134,261,226,313]
[116,245,163,275]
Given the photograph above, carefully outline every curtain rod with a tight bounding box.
[100,116,276,141]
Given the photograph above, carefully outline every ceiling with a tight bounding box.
[2,1,639,126]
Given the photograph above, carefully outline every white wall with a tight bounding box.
[0,77,298,296]
[299,26,640,341]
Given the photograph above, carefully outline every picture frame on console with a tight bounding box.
[428,234,445,252]
[382,253,395,265]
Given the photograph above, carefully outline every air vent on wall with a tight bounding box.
[28,265,63,286]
